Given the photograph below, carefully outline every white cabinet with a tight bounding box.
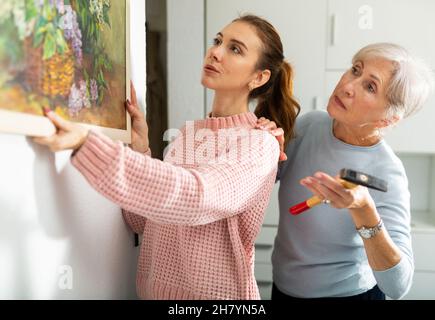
[384,93,435,153]
[167,0,206,129]
[254,243,274,299]
[404,272,435,300]
[258,283,273,300]
[403,231,435,299]
[255,226,276,264]
[412,232,435,271]
[400,155,435,299]
[263,183,280,226]
[254,184,279,299]
[255,184,280,300]
[327,0,435,70]
[206,0,327,114]
[254,263,274,299]
[325,0,435,153]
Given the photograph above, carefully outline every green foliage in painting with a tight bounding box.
[73,0,112,104]
[31,0,69,60]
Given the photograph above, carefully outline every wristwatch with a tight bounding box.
[356,219,384,239]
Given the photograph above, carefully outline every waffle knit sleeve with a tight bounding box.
[72,130,279,226]
[122,209,146,234]
[121,148,151,234]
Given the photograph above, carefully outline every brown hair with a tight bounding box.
[234,15,300,148]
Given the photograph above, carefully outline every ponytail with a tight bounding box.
[254,61,300,149]
[234,15,300,149]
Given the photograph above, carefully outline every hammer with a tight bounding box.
[289,168,388,215]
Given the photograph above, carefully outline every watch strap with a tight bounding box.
[357,219,384,239]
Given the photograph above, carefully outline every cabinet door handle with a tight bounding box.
[330,14,337,46]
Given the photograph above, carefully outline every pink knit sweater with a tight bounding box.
[71,112,279,299]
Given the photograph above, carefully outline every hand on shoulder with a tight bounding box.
[255,117,287,161]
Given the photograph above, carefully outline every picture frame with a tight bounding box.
[0,0,132,143]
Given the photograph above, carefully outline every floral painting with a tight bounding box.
[0,0,130,140]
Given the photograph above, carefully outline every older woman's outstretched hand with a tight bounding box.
[300,172,373,209]
[33,109,89,152]
[300,171,381,227]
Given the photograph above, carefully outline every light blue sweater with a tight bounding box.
[272,111,414,299]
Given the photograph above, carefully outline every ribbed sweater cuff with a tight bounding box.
[71,130,119,185]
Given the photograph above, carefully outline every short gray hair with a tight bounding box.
[352,43,435,119]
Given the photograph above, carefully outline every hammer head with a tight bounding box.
[340,168,388,192]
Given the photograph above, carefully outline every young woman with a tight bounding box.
[34,15,300,299]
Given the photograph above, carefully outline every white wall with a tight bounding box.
[0,0,146,299]
[167,0,205,130]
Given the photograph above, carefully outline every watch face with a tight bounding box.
[358,221,383,239]
[359,229,372,239]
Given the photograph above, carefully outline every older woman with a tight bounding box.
[259,43,434,300]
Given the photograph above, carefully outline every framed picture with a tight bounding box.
[0,0,131,143]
